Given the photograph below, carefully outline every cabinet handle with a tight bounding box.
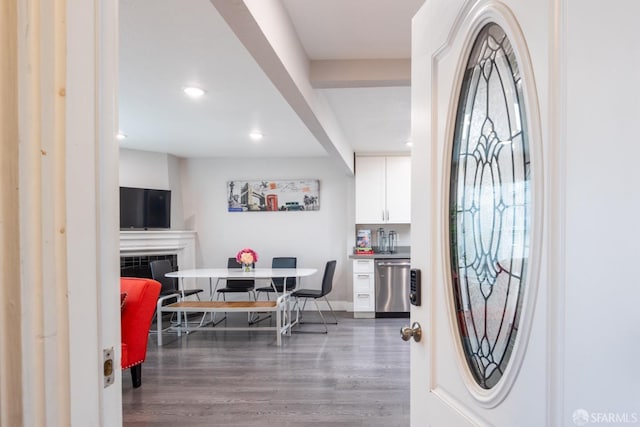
[356,274,370,278]
[377,262,411,267]
[381,210,385,221]
[357,294,369,298]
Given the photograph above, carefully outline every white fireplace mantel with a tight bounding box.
[120,231,197,285]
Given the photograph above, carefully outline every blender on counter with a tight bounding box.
[388,230,397,253]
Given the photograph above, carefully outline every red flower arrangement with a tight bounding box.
[236,248,258,270]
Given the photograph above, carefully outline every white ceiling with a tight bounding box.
[118,0,423,163]
[282,0,418,60]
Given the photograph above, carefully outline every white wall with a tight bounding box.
[180,156,354,305]
[563,1,640,418]
[119,148,170,188]
[119,149,356,306]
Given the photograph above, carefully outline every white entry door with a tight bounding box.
[411,0,640,425]
[409,1,548,425]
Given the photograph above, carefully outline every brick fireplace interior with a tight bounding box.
[120,254,178,278]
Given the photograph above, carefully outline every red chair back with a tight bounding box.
[120,277,161,370]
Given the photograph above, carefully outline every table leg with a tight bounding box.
[276,302,282,346]
[287,295,293,336]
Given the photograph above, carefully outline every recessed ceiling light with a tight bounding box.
[116,132,127,140]
[249,131,263,141]
[405,140,413,147]
[183,86,205,98]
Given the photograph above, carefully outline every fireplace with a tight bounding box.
[119,230,197,288]
[120,254,177,278]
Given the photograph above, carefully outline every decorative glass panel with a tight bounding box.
[449,23,531,389]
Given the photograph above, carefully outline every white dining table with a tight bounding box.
[160,267,318,345]
[166,267,318,299]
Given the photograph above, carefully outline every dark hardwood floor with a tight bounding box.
[122,312,410,426]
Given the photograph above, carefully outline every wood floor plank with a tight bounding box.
[122,312,410,426]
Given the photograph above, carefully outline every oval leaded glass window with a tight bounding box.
[449,23,531,390]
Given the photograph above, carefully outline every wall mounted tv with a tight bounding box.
[120,187,171,229]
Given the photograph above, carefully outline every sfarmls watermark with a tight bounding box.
[573,409,639,425]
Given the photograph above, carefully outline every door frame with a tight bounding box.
[9,0,122,424]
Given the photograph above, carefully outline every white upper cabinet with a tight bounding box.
[355,156,411,224]
[355,157,386,223]
[384,156,411,223]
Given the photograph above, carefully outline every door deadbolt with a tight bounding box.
[400,322,422,342]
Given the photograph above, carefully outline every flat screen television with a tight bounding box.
[120,187,171,229]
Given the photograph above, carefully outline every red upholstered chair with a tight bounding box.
[120,277,161,388]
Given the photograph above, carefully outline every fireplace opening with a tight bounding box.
[120,254,177,278]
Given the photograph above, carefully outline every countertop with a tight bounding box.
[348,246,410,260]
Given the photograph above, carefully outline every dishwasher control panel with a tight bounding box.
[410,269,421,306]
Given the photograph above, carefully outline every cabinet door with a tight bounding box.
[385,156,411,223]
[355,156,386,223]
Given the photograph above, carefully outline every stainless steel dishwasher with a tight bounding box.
[374,259,411,317]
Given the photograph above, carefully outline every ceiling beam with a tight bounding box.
[310,59,411,88]
[210,0,355,175]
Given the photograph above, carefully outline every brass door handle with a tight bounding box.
[400,322,422,342]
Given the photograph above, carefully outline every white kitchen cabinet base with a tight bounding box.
[352,259,375,318]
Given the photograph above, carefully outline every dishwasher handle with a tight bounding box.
[376,262,411,267]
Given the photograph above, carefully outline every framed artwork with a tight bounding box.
[227,179,320,212]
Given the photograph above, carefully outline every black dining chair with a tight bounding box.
[215,258,256,301]
[149,259,205,329]
[256,257,297,299]
[213,258,257,324]
[291,260,338,333]
[149,259,204,302]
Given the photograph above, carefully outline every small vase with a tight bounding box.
[243,264,251,272]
